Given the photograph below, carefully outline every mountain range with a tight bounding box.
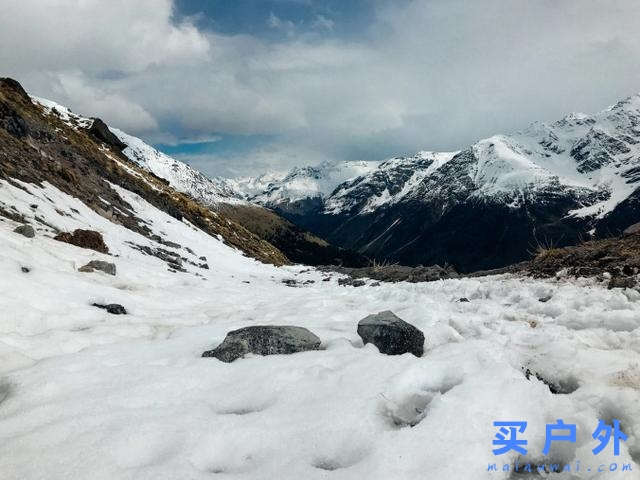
[13,77,639,273]
[230,96,640,271]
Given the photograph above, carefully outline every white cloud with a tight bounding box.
[4,0,640,177]
[311,15,335,31]
[267,12,296,37]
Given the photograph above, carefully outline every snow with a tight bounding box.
[110,127,244,205]
[237,160,383,205]
[30,96,92,129]
[1,178,640,479]
[241,96,640,221]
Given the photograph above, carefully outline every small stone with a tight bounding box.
[92,303,127,315]
[458,297,470,302]
[21,266,30,273]
[203,325,322,362]
[538,295,552,303]
[357,311,425,357]
[13,224,35,238]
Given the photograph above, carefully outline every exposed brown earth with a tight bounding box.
[54,229,109,254]
[528,230,640,287]
[218,203,368,267]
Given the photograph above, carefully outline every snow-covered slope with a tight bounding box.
[31,96,244,206]
[110,128,244,206]
[2,175,640,479]
[4,77,640,479]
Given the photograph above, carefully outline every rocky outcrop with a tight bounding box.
[203,325,322,362]
[325,263,458,284]
[86,118,127,151]
[13,224,34,238]
[528,230,640,282]
[79,260,116,275]
[357,311,425,357]
[54,229,109,254]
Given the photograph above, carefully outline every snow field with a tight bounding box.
[0,180,639,479]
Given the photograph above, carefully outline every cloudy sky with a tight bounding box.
[3,0,640,177]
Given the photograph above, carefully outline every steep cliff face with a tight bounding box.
[0,78,288,266]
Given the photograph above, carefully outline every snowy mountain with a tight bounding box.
[32,96,245,206]
[2,77,640,480]
[233,160,382,215]
[26,90,365,267]
[110,128,245,206]
[241,96,640,271]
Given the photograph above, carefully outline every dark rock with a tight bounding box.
[92,303,127,315]
[538,295,552,303]
[0,101,28,138]
[458,297,470,302]
[87,118,127,151]
[326,263,459,284]
[357,311,425,357]
[338,277,366,287]
[199,256,207,261]
[199,263,209,270]
[624,222,640,236]
[13,224,35,238]
[78,260,116,276]
[203,325,322,362]
[21,266,30,273]
[54,229,109,253]
[282,279,298,287]
[0,77,31,101]
[608,276,637,290]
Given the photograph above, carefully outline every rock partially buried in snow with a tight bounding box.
[13,224,35,238]
[79,260,116,276]
[92,303,127,315]
[202,326,322,363]
[357,311,424,357]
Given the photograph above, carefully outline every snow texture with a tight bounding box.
[1,174,640,479]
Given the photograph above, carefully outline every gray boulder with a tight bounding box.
[357,311,424,357]
[203,325,322,363]
[79,260,116,276]
[13,224,35,238]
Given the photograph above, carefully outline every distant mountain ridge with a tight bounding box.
[233,95,640,271]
